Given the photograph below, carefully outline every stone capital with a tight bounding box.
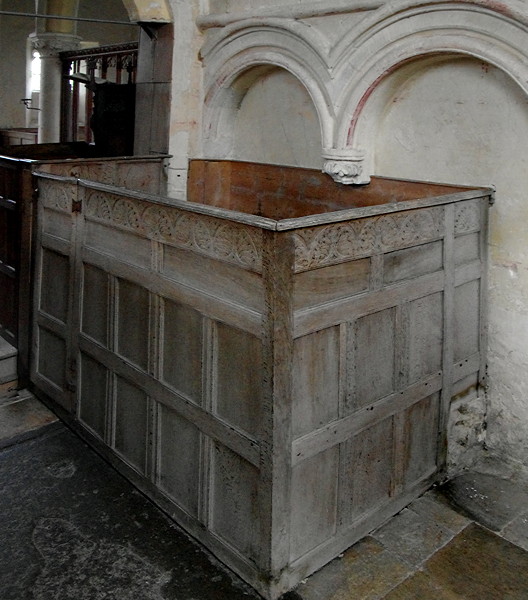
[322,148,370,185]
[29,33,82,58]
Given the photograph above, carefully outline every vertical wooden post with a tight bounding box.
[260,229,295,588]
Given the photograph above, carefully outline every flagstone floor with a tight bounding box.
[1,391,527,600]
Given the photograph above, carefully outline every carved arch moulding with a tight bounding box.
[199,1,528,184]
[120,0,172,23]
[335,0,528,177]
[200,21,335,170]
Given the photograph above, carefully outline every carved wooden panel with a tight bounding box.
[215,323,263,437]
[84,188,263,272]
[31,165,490,600]
[211,442,261,562]
[42,157,167,195]
[293,206,444,272]
[37,327,66,390]
[40,249,69,324]
[162,299,203,404]
[81,264,109,347]
[353,308,396,409]
[292,327,340,438]
[79,352,108,438]
[158,403,202,517]
[115,376,149,474]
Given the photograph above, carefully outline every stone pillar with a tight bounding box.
[29,33,81,143]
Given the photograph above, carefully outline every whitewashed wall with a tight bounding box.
[231,68,321,167]
[373,57,528,469]
[344,5,528,470]
[164,0,528,472]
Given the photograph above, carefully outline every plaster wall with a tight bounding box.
[230,68,321,168]
[373,57,528,468]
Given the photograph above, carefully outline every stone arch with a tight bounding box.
[120,0,172,23]
[332,1,528,177]
[201,22,333,160]
[35,0,172,25]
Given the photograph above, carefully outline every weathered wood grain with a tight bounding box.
[31,164,489,600]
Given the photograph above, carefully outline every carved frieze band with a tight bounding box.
[454,200,482,235]
[40,179,77,214]
[293,207,445,271]
[84,190,263,272]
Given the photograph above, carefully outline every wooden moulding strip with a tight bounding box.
[275,191,489,231]
[293,270,445,338]
[41,232,71,256]
[34,171,491,233]
[452,352,480,385]
[78,335,261,468]
[81,246,263,338]
[291,372,443,466]
[79,176,279,230]
[36,312,67,340]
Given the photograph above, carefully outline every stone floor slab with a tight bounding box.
[383,570,460,600]
[0,426,260,600]
[407,490,471,534]
[386,522,528,599]
[298,536,412,600]
[0,338,17,384]
[501,511,528,551]
[439,472,528,531]
[0,393,58,448]
[371,506,455,568]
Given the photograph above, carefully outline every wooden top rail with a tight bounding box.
[36,159,492,231]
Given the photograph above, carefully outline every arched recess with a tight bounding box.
[332,1,528,176]
[330,0,528,466]
[201,23,333,162]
